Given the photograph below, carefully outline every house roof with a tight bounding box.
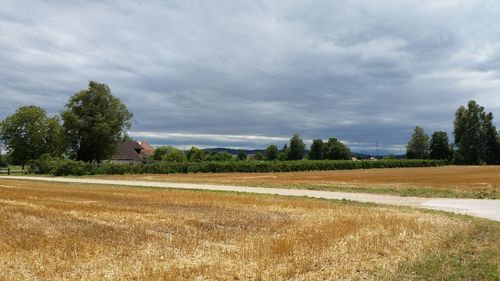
[137,141,155,157]
[111,141,144,161]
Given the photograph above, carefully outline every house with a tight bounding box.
[110,140,156,163]
[137,141,155,158]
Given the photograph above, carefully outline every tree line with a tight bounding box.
[151,135,352,163]
[406,100,500,164]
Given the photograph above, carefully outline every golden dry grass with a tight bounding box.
[0,179,480,280]
[97,165,500,198]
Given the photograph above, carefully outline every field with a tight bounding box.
[0,179,498,280]
[96,165,500,199]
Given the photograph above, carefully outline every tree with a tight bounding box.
[323,137,351,160]
[186,147,205,162]
[454,100,500,164]
[206,151,233,161]
[237,150,247,161]
[482,113,500,164]
[429,131,451,160]
[254,152,264,161]
[265,145,279,161]
[288,134,305,160]
[154,146,186,162]
[406,126,429,159]
[278,144,289,161]
[0,106,63,165]
[308,139,324,160]
[62,81,132,162]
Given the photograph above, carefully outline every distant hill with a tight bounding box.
[203,148,266,155]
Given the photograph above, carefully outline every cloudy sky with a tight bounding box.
[1,0,499,154]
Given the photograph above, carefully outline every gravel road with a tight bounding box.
[2,176,499,221]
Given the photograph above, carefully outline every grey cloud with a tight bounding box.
[1,0,500,154]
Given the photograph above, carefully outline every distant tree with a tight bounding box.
[153,146,186,162]
[288,134,305,160]
[207,151,233,161]
[482,113,500,164]
[62,81,132,162]
[429,131,451,160]
[406,126,430,159]
[0,106,64,165]
[265,145,279,161]
[153,146,169,160]
[186,147,205,162]
[323,137,351,160]
[308,139,324,160]
[454,100,500,164]
[237,150,247,161]
[278,144,289,161]
[254,152,264,161]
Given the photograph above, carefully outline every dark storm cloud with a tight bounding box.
[1,0,500,153]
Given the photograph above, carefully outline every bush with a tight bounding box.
[29,158,448,176]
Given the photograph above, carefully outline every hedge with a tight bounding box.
[28,158,448,176]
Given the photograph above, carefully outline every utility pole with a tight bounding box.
[376,141,379,157]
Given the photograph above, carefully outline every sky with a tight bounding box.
[1,0,500,154]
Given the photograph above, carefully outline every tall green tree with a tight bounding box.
[288,134,305,160]
[62,81,132,162]
[454,100,499,164]
[265,145,279,161]
[429,131,451,160]
[406,126,430,159]
[323,137,351,160]
[308,139,324,160]
[0,106,64,165]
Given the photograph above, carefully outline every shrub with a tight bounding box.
[29,158,448,176]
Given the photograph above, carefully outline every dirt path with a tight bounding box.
[2,176,500,221]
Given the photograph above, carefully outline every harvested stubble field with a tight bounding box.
[98,165,500,198]
[0,179,498,280]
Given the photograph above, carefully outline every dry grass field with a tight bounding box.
[98,165,500,198]
[0,179,498,280]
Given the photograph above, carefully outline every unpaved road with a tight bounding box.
[2,176,500,222]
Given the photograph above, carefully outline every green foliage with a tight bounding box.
[0,106,64,164]
[30,158,447,176]
[406,126,430,159]
[265,145,279,161]
[254,152,264,161]
[206,151,233,161]
[429,131,451,160]
[278,145,289,161]
[288,134,305,160]
[62,81,132,162]
[186,147,205,162]
[454,100,500,164]
[237,150,247,161]
[308,139,324,160]
[153,146,186,162]
[323,138,351,160]
[0,153,7,167]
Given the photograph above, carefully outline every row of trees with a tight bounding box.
[0,81,132,165]
[406,100,500,164]
[151,135,352,163]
